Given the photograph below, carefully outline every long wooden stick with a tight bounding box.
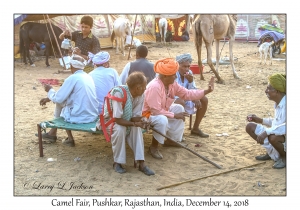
[156,161,266,191]
[150,126,222,169]
[127,15,138,60]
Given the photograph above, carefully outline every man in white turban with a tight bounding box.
[175,53,210,138]
[89,51,121,114]
[38,55,99,147]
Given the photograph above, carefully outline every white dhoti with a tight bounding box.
[149,104,185,144]
[184,100,196,115]
[53,103,65,118]
[255,124,286,161]
[110,124,144,164]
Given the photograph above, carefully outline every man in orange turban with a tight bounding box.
[143,58,215,159]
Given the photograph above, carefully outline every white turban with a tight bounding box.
[88,51,110,65]
[176,53,193,64]
[70,55,86,69]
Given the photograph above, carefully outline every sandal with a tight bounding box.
[139,165,155,176]
[148,147,163,159]
[191,129,209,138]
[113,163,126,174]
[35,132,57,143]
[62,138,75,147]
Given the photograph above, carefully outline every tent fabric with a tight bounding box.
[14,14,73,25]
[14,15,28,25]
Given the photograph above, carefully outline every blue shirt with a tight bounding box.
[89,66,122,114]
[47,70,99,123]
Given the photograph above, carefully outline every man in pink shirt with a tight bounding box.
[143,58,215,159]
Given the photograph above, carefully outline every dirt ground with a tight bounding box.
[14,39,286,197]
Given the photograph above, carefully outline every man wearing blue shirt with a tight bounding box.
[174,53,210,138]
[38,55,99,147]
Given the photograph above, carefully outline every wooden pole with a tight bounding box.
[127,15,138,60]
[37,124,43,157]
[157,161,266,191]
[150,126,222,169]
[46,14,66,70]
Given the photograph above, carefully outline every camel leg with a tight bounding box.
[206,42,224,83]
[215,40,220,73]
[196,38,205,80]
[229,39,239,79]
[196,44,204,81]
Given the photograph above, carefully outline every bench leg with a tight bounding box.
[37,124,43,157]
[189,115,192,130]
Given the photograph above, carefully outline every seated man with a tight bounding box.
[38,55,99,147]
[180,27,189,41]
[119,45,156,85]
[98,72,154,176]
[143,58,215,159]
[175,53,209,137]
[88,51,121,114]
[245,73,286,169]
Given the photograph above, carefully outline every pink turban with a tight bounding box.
[154,58,179,75]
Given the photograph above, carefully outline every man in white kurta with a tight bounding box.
[88,51,121,114]
[245,73,286,169]
[39,55,99,146]
[110,91,145,165]
[174,53,210,138]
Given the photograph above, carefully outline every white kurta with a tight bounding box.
[254,95,286,161]
[149,104,185,144]
[106,91,145,164]
[47,70,99,124]
[89,66,122,114]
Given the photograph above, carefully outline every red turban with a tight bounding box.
[154,58,179,75]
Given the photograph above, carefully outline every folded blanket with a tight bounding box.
[259,24,284,34]
[37,79,63,86]
[258,31,285,43]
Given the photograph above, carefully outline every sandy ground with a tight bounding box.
[13,40,287,198]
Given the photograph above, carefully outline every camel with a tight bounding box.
[192,14,239,84]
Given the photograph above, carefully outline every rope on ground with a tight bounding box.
[156,161,266,191]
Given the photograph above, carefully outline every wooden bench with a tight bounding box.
[37,117,147,157]
[37,117,103,157]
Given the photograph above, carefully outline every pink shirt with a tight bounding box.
[143,78,204,118]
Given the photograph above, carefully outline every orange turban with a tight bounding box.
[154,58,179,75]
